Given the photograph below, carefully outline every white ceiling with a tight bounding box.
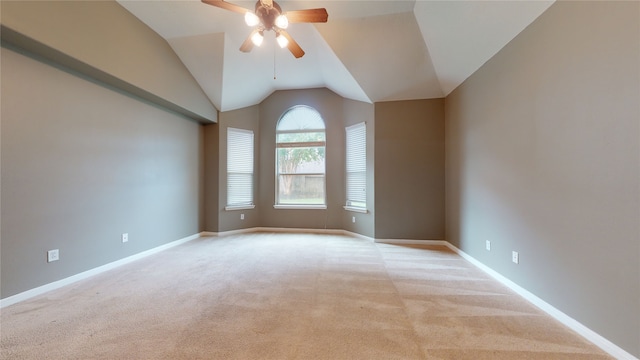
[117,0,554,112]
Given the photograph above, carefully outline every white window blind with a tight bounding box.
[345,122,366,209]
[227,128,254,207]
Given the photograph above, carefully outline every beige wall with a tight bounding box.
[192,88,380,235]
[342,99,375,238]
[375,99,445,240]
[207,90,376,236]
[1,48,203,298]
[209,91,444,240]
[445,1,639,356]
[258,89,346,230]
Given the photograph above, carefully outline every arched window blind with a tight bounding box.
[227,127,254,209]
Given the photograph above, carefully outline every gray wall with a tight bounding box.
[4,1,635,355]
[375,99,445,240]
[445,1,639,357]
[1,47,203,298]
[1,0,217,122]
[203,124,219,232]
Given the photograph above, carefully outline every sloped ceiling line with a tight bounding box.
[117,0,555,111]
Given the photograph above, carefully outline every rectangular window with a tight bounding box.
[227,128,254,209]
[276,144,326,206]
[345,122,366,210]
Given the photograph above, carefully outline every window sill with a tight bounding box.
[274,204,327,210]
[343,206,368,214]
[225,205,256,211]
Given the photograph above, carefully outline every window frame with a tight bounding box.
[344,122,367,213]
[225,127,255,211]
[275,106,327,209]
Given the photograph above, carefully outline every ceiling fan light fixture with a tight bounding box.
[276,33,289,48]
[251,30,264,47]
[244,11,260,27]
[201,0,327,58]
[275,14,288,29]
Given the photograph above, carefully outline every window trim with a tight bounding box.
[226,127,254,209]
[343,205,368,214]
[225,204,256,211]
[275,106,327,207]
[274,204,327,210]
[345,121,367,211]
[277,141,325,148]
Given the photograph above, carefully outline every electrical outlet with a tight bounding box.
[485,240,491,251]
[352,216,356,223]
[47,249,59,263]
[512,251,519,264]
[122,233,129,243]
[241,213,245,220]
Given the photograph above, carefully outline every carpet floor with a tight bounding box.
[1,232,611,359]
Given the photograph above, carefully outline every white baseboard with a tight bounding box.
[203,227,376,243]
[0,232,202,309]
[375,238,448,246]
[375,238,636,359]
[2,229,635,359]
[208,227,357,238]
[442,242,638,360]
[254,227,345,235]
[341,230,375,242]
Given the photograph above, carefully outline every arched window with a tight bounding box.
[275,106,326,207]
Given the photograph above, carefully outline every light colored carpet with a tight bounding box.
[1,232,611,359]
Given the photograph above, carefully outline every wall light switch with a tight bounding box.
[122,233,129,243]
[241,214,245,220]
[352,216,356,223]
[485,240,491,251]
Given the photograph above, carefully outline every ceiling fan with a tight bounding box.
[202,0,328,58]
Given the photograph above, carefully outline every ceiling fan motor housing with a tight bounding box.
[255,0,282,31]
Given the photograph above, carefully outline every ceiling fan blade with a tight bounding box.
[201,0,248,15]
[285,8,328,23]
[280,30,305,58]
[239,29,258,53]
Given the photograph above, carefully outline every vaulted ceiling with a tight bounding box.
[117,0,554,112]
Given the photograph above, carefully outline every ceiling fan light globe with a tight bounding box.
[251,31,264,47]
[275,14,288,29]
[244,12,260,27]
[276,33,289,48]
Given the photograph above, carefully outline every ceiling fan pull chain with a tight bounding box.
[273,41,277,80]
